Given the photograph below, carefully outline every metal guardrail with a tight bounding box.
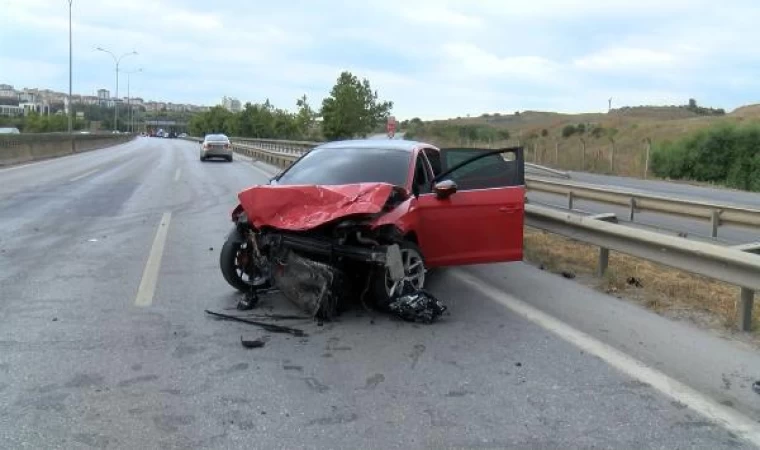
[526,205,758,331]
[527,177,760,236]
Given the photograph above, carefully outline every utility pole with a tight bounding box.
[67,0,73,134]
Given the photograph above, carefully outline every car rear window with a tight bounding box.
[205,135,228,142]
[276,146,412,187]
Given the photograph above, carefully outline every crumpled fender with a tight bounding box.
[237,183,396,231]
[369,196,416,234]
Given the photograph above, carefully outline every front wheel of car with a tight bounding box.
[371,240,426,310]
[220,231,267,292]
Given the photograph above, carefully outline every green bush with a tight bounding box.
[651,122,760,191]
[561,124,576,138]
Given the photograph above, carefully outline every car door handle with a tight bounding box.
[499,206,515,213]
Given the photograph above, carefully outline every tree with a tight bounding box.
[295,94,318,140]
[320,71,393,140]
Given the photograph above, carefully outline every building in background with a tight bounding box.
[221,96,241,113]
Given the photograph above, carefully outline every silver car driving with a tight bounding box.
[200,134,233,162]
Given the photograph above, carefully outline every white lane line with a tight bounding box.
[69,169,99,182]
[451,269,760,447]
[174,168,182,182]
[134,212,172,307]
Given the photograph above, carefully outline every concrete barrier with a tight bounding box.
[0,133,136,167]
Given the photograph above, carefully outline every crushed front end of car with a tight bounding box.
[227,183,410,320]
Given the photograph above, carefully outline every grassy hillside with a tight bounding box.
[402,102,760,178]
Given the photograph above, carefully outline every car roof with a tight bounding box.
[315,139,436,152]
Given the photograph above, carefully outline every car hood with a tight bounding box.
[237,182,399,231]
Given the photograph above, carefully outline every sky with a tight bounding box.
[1,0,759,120]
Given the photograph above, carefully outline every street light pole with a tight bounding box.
[123,68,142,133]
[67,0,73,134]
[95,47,137,131]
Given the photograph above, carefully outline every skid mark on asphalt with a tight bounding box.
[134,212,172,307]
[452,269,760,448]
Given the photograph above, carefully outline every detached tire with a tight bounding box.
[371,240,426,310]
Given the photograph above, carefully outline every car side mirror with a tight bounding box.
[433,179,457,199]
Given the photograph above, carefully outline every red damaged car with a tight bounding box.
[220,139,525,319]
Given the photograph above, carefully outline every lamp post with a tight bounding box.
[67,0,73,134]
[123,68,142,133]
[95,47,137,132]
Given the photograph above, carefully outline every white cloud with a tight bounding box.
[439,43,561,81]
[574,47,677,71]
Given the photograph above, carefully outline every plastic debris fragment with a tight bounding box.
[388,282,447,324]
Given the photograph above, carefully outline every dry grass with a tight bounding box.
[414,105,760,179]
[523,228,759,339]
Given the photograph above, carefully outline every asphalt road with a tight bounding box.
[1,137,759,449]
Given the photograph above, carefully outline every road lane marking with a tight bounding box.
[134,212,172,307]
[69,169,99,182]
[174,168,182,182]
[451,269,760,447]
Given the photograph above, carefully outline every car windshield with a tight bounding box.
[276,146,411,186]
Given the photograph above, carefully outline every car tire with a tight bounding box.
[200,154,205,162]
[371,240,426,310]
[227,156,233,162]
[220,229,267,292]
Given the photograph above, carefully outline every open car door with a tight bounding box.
[415,147,525,267]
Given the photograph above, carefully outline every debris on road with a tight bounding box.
[205,309,307,337]
[52,317,58,322]
[561,271,576,279]
[387,282,447,324]
[240,336,266,349]
[753,381,760,394]
[237,289,259,310]
[209,247,214,251]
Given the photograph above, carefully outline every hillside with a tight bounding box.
[402,103,760,178]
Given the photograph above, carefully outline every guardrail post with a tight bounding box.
[598,247,609,277]
[629,198,636,221]
[567,191,574,210]
[710,210,721,238]
[738,288,755,332]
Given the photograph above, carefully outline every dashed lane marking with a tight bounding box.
[134,212,172,307]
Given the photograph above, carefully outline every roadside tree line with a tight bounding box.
[188,71,393,141]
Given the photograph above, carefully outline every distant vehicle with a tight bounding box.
[79,131,91,134]
[200,134,232,162]
[168,131,177,139]
[0,127,21,134]
[179,133,187,138]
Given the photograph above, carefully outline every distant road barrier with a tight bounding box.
[527,177,760,236]
[181,135,759,331]
[0,132,136,166]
